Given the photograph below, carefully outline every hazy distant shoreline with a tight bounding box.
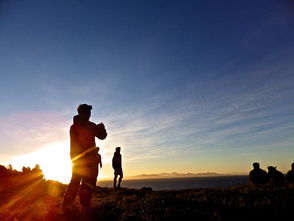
[97,175,249,190]
[99,172,247,181]
[127,172,221,179]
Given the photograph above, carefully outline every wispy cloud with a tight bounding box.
[0,112,69,161]
[0,52,293,174]
[97,56,294,165]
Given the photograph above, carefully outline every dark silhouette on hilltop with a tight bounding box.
[0,164,44,191]
[287,163,294,184]
[267,166,285,185]
[249,162,269,185]
[112,147,123,189]
[22,166,32,173]
[61,104,107,210]
[0,164,48,218]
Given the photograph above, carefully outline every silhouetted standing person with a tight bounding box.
[249,162,269,185]
[287,163,294,184]
[267,166,285,185]
[112,147,123,189]
[61,104,107,210]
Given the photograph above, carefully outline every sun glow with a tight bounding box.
[5,141,109,183]
[6,142,72,183]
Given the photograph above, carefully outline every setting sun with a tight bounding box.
[5,142,72,183]
[37,142,72,183]
[5,141,109,183]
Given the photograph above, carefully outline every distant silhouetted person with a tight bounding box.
[286,163,294,184]
[61,104,107,210]
[112,147,123,189]
[249,162,269,185]
[267,166,285,185]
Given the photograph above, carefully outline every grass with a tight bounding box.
[1,178,294,221]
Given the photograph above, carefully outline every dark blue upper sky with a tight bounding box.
[0,0,293,175]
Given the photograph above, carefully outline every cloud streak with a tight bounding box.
[0,112,69,161]
[97,56,294,166]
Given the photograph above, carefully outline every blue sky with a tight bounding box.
[0,0,293,178]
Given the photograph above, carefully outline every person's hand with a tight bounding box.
[96,122,107,139]
[97,122,105,128]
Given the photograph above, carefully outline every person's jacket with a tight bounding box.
[70,117,107,162]
[112,152,122,169]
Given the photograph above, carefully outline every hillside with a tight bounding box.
[1,177,294,220]
[1,165,294,220]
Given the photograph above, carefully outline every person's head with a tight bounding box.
[77,104,92,122]
[292,163,294,170]
[253,162,260,169]
[115,147,121,153]
[268,166,276,172]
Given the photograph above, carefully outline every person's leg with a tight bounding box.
[79,163,98,209]
[118,172,123,188]
[114,174,118,188]
[61,170,81,208]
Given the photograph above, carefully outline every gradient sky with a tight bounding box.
[0,0,294,180]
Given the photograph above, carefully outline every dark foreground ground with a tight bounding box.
[1,180,294,221]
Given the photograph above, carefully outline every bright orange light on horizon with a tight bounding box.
[4,142,108,183]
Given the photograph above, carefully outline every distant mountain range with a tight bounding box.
[128,172,220,179]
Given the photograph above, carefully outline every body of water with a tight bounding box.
[97,175,249,190]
